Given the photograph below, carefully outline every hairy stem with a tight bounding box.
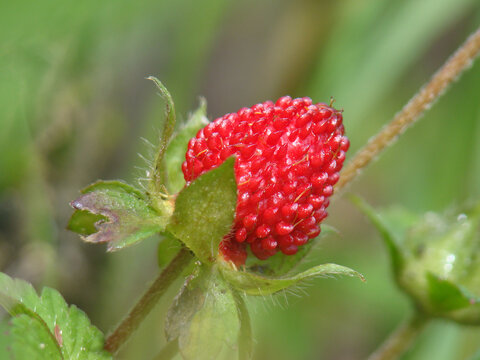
[368,314,429,360]
[104,247,193,354]
[335,26,480,192]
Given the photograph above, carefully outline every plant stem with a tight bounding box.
[368,313,429,360]
[104,247,193,355]
[335,26,480,193]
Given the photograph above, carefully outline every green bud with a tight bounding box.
[354,196,480,324]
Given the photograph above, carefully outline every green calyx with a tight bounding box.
[165,265,248,360]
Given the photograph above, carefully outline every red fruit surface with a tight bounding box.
[182,96,348,265]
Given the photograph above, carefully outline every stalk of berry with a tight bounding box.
[182,96,348,265]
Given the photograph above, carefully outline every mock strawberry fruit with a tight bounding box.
[182,96,348,265]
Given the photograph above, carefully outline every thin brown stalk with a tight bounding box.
[335,26,480,192]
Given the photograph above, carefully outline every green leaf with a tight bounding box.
[147,76,176,195]
[426,272,477,313]
[67,210,108,236]
[245,225,338,276]
[350,195,406,274]
[167,157,237,264]
[0,319,12,359]
[165,98,209,194]
[69,180,171,251]
[0,272,112,359]
[221,263,365,296]
[181,284,239,359]
[166,267,241,360]
[10,315,63,360]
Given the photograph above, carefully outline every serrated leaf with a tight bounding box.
[426,272,477,313]
[166,267,241,360]
[10,315,63,360]
[350,195,407,274]
[245,225,338,276]
[0,272,112,359]
[0,319,12,359]
[167,158,237,264]
[147,76,176,195]
[69,180,171,251]
[221,263,365,296]
[165,98,209,194]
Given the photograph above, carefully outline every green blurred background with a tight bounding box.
[1,0,480,359]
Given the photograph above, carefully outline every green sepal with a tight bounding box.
[426,272,478,313]
[147,77,176,197]
[350,194,409,275]
[165,265,242,360]
[220,262,365,296]
[68,180,172,251]
[165,98,209,194]
[167,157,237,264]
[245,225,338,276]
[0,272,112,359]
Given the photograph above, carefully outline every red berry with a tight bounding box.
[182,97,348,265]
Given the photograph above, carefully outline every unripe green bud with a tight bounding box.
[355,197,480,324]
